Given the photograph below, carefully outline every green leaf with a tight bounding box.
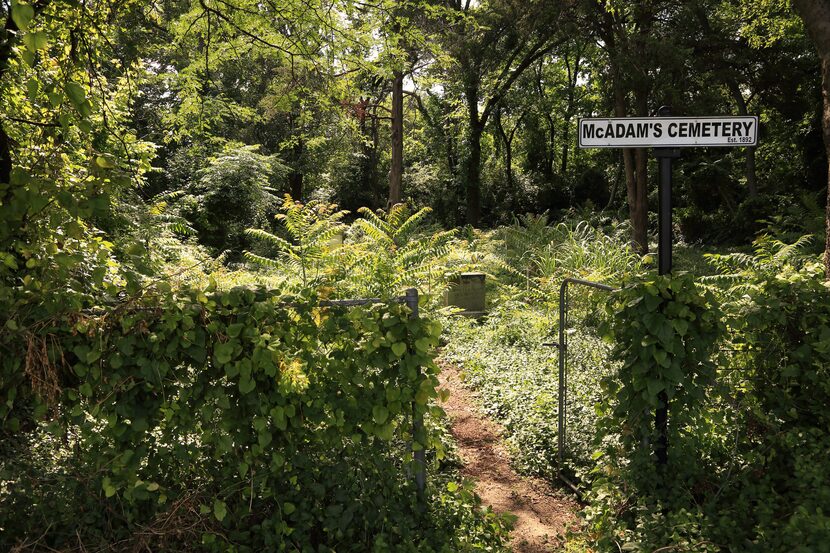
[664,362,684,384]
[391,342,407,357]
[375,422,394,440]
[22,31,47,51]
[214,342,234,365]
[227,323,245,338]
[21,49,35,67]
[64,82,86,110]
[2,253,18,269]
[644,293,662,311]
[672,319,689,336]
[85,349,101,364]
[258,430,272,448]
[283,502,296,515]
[26,78,38,100]
[102,477,117,498]
[646,378,663,397]
[239,376,256,394]
[213,499,227,522]
[372,405,389,425]
[11,3,35,31]
[414,337,431,352]
[95,156,116,169]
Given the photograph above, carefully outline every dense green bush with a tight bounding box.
[182,145,287,256]
[0,283,510,551]
[598,274,724,455]
[581,251,830,552]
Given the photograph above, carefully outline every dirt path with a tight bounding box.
[437,361,580,553]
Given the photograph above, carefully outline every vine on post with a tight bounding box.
[0,284,447,549]
[599,273,724,471]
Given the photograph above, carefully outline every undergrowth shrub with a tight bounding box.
[243,201,456,300]
[0,284,509,551]
[598,274,724,457]
[582,253,830,552]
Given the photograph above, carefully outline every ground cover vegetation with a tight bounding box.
[2,0,830,551]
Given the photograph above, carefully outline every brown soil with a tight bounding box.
[438,360,580,553]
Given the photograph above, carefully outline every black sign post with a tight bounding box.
[652,106,680,466]
[577,108,758,469]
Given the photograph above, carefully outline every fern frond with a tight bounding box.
[306,222,346,245]
[353,218,394,246]
[387,203,409,230]
[244,251,285,268]
[150,189,186,205]
[245,228,296,255]
[773,234,814,262]
[357,206,394,238]
[393,207,433,243]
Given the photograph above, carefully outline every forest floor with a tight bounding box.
[437,361,581,552]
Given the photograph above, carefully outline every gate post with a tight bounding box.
[405,288,426,497]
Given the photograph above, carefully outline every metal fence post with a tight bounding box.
[405,288,426,497]
[557,280,568,474]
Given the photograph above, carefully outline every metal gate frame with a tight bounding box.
[549,278,617,494]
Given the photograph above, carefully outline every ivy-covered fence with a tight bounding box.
[587,268,830,551]
[0,284,449,551]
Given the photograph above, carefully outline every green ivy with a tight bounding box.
[599,273,724,455]
[0,283,509,551]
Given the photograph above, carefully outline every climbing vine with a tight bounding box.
[599,273,724,454]
[0,284,458,550]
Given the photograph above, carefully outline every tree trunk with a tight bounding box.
[464,73,483,226]
[792,0,830,279]
[561,51,580,175]
[613,60,647,255]
[1,10,23,188]
[370,111,381,208]
[0,124,11,187]
[389,70,404,207]
[445,129,461,225]
[604,6,648,256]
[633,147,649,255]
[360,106,380,208]
[545,113,556,179]
[466,122,483,226]
[631,15,651,257]
[494,108,514,193]
[727,80,758,197]
[823,55,830,279]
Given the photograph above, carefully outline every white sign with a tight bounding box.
[578,116,758,148]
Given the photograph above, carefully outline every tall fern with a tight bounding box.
[347,204,456,296]
[702,234,817,300]
[244,196,348,286]
[146,190,196,237]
